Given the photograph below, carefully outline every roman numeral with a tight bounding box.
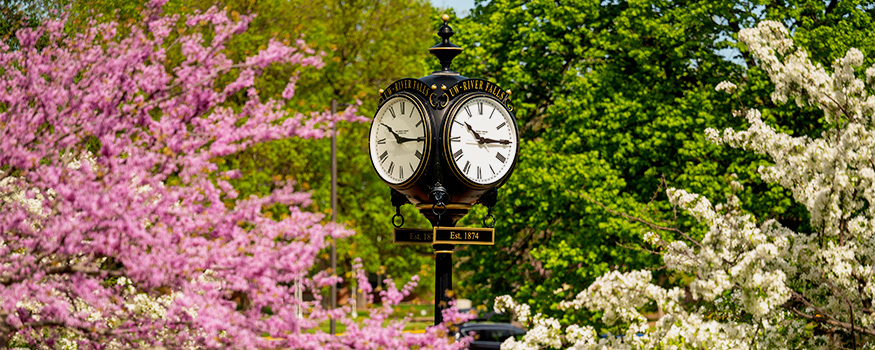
[454,119,464,126]
[399,166,403,178]
[377,138,386,144]
[463,161,471,173]
[477,166,482,180]
[489,164,495,174]
[389,107,397,118]
[450,136,460,142]
[464,106,472,117]
[401,101,406,115]
[453,149,463,161]
[388,162,395,175]
[495,153,506,163]
[496,122,507,130]
[489,109,495,119]
[415,120,423,127]
[409,163,415,172]
[414,150,423,159]
[379,151,388,163]
[477,101,483,114]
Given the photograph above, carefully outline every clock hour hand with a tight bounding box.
[464,122,485,142]
[465,122,509,145]
[382,123,424,144]
[381,123,406,143]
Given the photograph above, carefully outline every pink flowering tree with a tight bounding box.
[0,2,469,349]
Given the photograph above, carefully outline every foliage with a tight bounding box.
[175,0,441,296]
[452,0,875,322]
[0,3,468,348]
[12,0,443,297]
[496,20,875,349]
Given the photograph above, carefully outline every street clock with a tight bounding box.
[367,14,520,325]
[367,19,519,206]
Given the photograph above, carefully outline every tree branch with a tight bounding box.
[824,93,854,123]
[1,261,125,286]
[617,241,661,256]
[824,0,839,16]
[787,290,875,337]
[568,189,705,250]
[820,269,859,348]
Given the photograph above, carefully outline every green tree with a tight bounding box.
[184,0,442,297]
[452,0,875,325]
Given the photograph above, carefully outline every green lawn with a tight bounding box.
[316,303,436,334]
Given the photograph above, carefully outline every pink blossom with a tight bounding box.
[0,5,460,349]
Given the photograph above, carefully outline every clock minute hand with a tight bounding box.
[481,137,512,145]
[397,136,426,144]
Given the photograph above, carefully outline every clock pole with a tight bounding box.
[418,184,472,325]
[368,14,519,326]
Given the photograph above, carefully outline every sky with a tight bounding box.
[430,0,477,17]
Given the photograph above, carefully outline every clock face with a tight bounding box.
[444,95,518,186]
[368,94,431,185]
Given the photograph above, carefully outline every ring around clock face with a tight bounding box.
[368,93,431,186]
[444,94,519,186]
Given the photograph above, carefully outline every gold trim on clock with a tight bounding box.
[441,93,519,189]
[414,203,473,210]
[368,92,433,188]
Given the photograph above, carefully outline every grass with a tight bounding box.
[316,303,436,334]
[392,303,433,319]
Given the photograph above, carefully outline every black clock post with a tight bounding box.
[367,15,520,325]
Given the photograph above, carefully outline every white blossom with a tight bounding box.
[643,231,660,245]
[715,81,737,93]
[500,21,875,350]
[704,127,721,145]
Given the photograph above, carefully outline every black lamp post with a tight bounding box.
[367,14,520,325]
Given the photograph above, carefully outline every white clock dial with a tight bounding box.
[445,96,518,185]
[369,95,430,185]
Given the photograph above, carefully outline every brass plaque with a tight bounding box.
[393,228,434,245]
[432,227,494,245]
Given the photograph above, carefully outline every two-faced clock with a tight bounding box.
[368,93,432,186]
[443,94,519,187]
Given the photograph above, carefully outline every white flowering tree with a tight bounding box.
[495,21,875,350]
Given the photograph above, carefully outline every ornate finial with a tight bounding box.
[428,14,463,73]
